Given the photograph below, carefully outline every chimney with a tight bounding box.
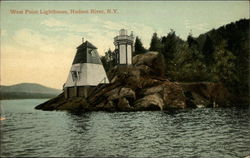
[82,38,84,43]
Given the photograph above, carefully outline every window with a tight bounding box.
[71,71,78,82]
[89,49,97,56]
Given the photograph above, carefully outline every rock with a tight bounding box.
[56,98,87,111]
[105,87,136,101]
[35,93,66,110]
[139,81,187,109]
[140,85,164,96]
[184,91,210,108]
[35,93,90,111]
[87,86,136,111]
[87,82,121,105]
[138,78,162,89]
[133,51,166,77]
[180,82,232,107]
[107,66,141,90]
[117,97,133,111]
[136,65,152,76]
[103,100,116,111]
[134,93,164,110]
[35,51,234,112]
[161,82,187,109]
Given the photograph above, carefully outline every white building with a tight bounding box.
[114,29,134,65]
[64,40,109,98]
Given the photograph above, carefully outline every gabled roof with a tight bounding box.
[77,40,97,49]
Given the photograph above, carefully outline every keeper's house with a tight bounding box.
[63,39,109,98]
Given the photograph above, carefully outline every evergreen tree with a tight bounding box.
[170,43,208,81]
[161,29,181,60]
[212,40,237,84]
[160,29,185,77]
[202,35,215,65]
[134,36,146,56]
[101,49,116,72]
[149,32,162,52]
[195,19,249,96]
[187,32,199,49]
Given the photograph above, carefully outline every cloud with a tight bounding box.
[13,29,55,52]
[41,18,67,27]
[194,23,209,31]
[97,19,164,48]
[1,37,76,89]
[185,19,209,33]
[1,28,87,88]
[41,18,95,34]
[1,18,160,88]
[184,19,191,30]
[41,17,158,50]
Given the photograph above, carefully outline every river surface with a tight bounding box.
[0,99,249,157]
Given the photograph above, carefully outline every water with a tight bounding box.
[1,99,249,157]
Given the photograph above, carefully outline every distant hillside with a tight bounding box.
[196,18,249,55]
[0,83,62,100]
[195,19,249,95]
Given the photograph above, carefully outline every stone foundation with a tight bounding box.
[64,86,95,98]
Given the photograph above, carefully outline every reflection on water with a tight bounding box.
[1,99,250,157]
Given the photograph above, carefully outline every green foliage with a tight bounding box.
[169,43,208,81]
[100,19,249,97]
[202,35,215,65]
[160,30,185,77]
[134,36,146,56]
[149,32,162,52]
[100,49,116,72]
[212,41,237,85]
[161,29,180,60]
[163,19,249,96]
[187,33,199,50]
[196,19,249,95]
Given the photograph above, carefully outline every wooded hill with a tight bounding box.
[0,83,62,100]
[101,19,249,98]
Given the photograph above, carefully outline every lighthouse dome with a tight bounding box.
[119,29,127,36]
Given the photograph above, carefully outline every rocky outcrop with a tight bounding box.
[180,82,232,108]
[84,51,187,111]
[134,93,164,110]
[35,51,234,112]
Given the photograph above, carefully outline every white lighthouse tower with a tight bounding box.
[114,29,134,65]
[64,39,109,98]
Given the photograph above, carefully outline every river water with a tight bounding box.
[0,99,249,157]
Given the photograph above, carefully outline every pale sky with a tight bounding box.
[1,1,249,89]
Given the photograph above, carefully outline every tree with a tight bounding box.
[149,32,162,52]
[187,32,199,50]
[160,29,184,77]
[100,49,116,72]
[202,35,215,65]
[134,36,146,56]
[170,43,208,82]
[161,29,182,60]
[212,40,237,84]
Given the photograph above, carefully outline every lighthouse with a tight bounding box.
[114,29,134,65]
[64,39,109,98]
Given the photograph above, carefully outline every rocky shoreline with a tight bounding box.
[35,52,241,112]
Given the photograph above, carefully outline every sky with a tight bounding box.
[1,1,249,89]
